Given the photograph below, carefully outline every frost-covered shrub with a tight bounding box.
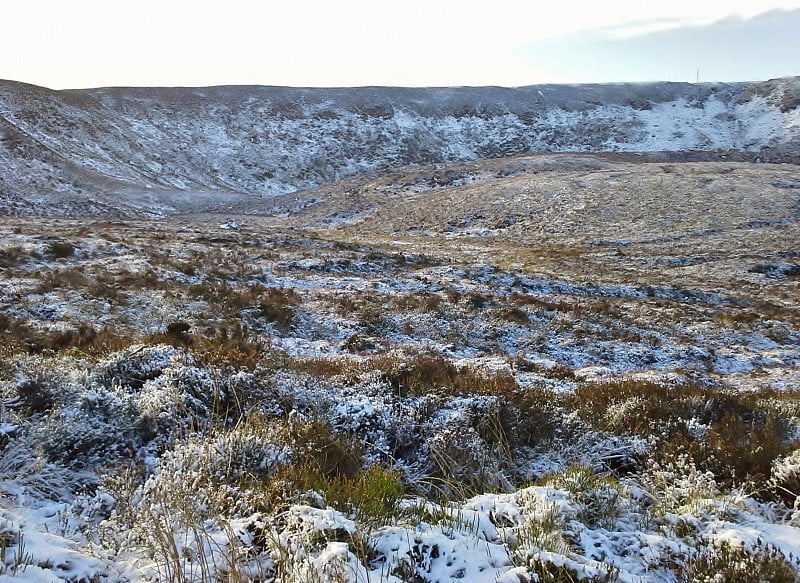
[35,392,142,465]
[137,361,236,437]
[90,344,180,391]
[572,379,792,488]
[661,412,789,490]
[524,552,620,583]
[770,448,800,507]
[323,378,404,462]
[422,395,514,495]
[639,454,719,514]
[510,491,571,557]
[92,420,293,581]
[497,385,560,448]
[0,439,86,501]
[129,418,290,519]
[682,539,799,583]
[541,466,621,529]
[426,423,507,494]
[256,505,370,583]
[13,375,57,415]
[8,360,148,465]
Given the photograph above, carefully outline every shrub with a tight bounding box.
[463,291,490,311]
[571,380,795,488]
[35,267,90,292]
[18,323,134,356]
[496,384,560,448]
[770,449,800,506]
[37,397,144,465]
[255,288,301,332]
[256,301,294,331]
[14,376,57,415]
[541,466,621,528]
[165,321,192,346]
[510,500,570,557]
[394,291,443,313]
[700,412,786,486]
[288,419,363,480]
[253,419,403,521]
[0,245,28,268]
[426,421,511,495]
[386,352,518,398]
[346,466,405,523]
[569,379,701,433]
[283,355,350,378]
[190,321,265,369]
[681,539,799,583]
[46,241,75,259]
[493,305,530,325]
[655,410,790,491]
[43,323,98,352]
[0,316,40,355]
[525,554,620,583]
[308,465,405,526]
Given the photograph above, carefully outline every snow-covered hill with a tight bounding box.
[0,78,799,216]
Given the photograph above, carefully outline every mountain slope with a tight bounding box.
[0,78,799,216]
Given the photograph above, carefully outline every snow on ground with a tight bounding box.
[0,187,799,581]
[2,79,799,217]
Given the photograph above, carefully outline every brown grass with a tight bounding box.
[570,379,798,487]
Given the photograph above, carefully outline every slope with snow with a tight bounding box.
[0,78,799,216]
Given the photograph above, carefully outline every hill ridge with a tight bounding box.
[1,77,798,216]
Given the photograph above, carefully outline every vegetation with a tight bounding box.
[0,212,798,582]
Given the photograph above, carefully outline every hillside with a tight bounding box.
[1,78,800,582]
[0,78,799,217]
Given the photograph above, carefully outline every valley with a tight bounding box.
[0,79,799,582]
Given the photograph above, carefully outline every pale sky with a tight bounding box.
[2,0,799,89]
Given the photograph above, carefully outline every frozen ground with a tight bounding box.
[1,151,799,583]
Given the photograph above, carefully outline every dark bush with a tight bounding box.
[46,241,76,259]
[15,377,56,414]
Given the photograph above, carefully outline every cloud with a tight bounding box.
[515,9,800,83]
[3,1,800,87]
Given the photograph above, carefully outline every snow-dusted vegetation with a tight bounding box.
[1,158,799,583]
[1,71,800,583]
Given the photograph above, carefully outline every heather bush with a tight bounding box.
[681,539,799,583]
[540,466,621,528]
[571,379,795,488]
[46,241,75,260]
[770,448,800,507]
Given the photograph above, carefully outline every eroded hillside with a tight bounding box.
[0,78,799,216]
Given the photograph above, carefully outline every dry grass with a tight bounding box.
[571,379,799,488]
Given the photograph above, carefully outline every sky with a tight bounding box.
[1,0,799,89]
